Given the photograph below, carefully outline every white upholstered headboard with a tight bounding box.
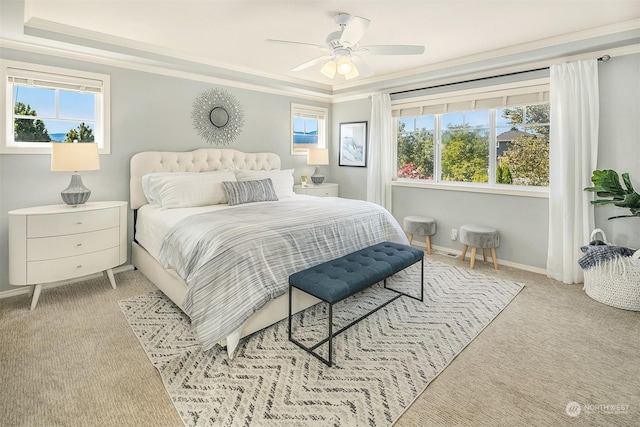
[130,148,282,209]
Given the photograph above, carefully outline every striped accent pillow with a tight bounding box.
[222,178,279,206]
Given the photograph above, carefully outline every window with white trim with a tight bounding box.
[393,80,550,188]
[1,60,110,154]
[291,103,328,155]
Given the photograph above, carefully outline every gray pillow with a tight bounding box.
[222,178,279,206]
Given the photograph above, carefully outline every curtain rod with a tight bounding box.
[391,55,611,96]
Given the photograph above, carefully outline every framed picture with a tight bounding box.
[339,121,368,167]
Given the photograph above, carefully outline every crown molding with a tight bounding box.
[331,19,640,92]
[23,17,333,93]
[3,18,639,105]
[0,38,335,103]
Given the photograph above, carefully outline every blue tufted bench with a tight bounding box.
[288,241,424,367]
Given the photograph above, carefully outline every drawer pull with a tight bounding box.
[76,243,83,247]
[77,265,82,269]
[76,222,83,225]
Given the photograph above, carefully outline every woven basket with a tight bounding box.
[582,229,640,311]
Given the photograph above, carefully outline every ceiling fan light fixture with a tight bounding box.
[320,60,337,78]
[336,55,353,75]
[344,65,360,80]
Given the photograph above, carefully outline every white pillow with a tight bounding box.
[143,171,237,208]
[234,169,294,198]
[142,172,191,206]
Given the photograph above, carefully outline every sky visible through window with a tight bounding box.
[14,85,95,140]
[293,117,318,144]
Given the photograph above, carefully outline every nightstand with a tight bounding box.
[293,183,339,197]
[8,201,128,310]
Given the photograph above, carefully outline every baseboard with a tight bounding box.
[413,242,548,275]
[0,264,135,300]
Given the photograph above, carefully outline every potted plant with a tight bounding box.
[584,170,640,220]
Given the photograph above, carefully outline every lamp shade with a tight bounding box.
[307,148,329,165]
[51,143,100,172]
[320,61,337,79]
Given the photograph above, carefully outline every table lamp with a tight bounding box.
[51,142,100,206]
[307,148,329,185]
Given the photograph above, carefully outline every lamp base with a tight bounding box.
[311,166,325,185]
[61,173,91,206]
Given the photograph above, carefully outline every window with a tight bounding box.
[291,103,328,155]
[1,60,110,154]
[394,80,549,189]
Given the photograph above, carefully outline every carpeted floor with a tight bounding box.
[0,253,638,427]
[118,259,523,426]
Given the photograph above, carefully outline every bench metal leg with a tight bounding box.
[328,304,333,366]
[288,284,293,342]
[384,257,424,302]
[290,294,403,367]
[289,256,425,367]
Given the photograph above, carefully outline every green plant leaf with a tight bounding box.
[590,169,625,196]
[622,173,635,193]
[585,169,640,219]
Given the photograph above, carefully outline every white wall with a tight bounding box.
[0,48,328,293]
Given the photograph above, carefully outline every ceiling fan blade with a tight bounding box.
[357,45,425,55]
[351,56,374,78]
[266,39,329,51]
[339,16,370,47]
[291,55,331,72]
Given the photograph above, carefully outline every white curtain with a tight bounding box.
[367,93,393,210]
[547,60,599,284]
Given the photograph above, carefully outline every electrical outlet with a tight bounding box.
[450,228,457,240]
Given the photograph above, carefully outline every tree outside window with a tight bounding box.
[396,102,550,187]
[14,102,51,142]
[3,60,109,153]
[497,104,550,186]
[14,101,95,143]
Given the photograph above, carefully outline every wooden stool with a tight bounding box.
[459,224,500,269]
[403,216,436,255]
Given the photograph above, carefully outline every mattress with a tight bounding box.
[135,194,317,260]
[135,195,408,352]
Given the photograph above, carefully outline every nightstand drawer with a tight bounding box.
[311,188,338,196]
[293,183,339,197]
[27,207,119,238]
[27,247,120,284]
[27,227,119,261]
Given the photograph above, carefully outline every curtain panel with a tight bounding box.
[547,60,599,284]
[367,93,393,210]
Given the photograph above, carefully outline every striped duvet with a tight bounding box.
[158,197,408,351]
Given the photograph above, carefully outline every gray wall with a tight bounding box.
[594,53,640,250]
[329,98,371,200]
[1,47,638,293]
[0,48,328,293]
[337,54,640,270]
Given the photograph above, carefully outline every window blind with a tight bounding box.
[392,81,549,118]
[293,108,326,120]
[7,67,103,94]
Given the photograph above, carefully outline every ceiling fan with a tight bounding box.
[267,13,425,80]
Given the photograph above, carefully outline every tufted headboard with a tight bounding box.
[130,148,282,209]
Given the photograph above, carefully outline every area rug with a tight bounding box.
[119,258,523,427]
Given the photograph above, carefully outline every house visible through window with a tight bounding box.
[394,80,550,189]
[291,103,327,155]
[2,60,110,154]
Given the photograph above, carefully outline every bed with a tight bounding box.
[130,148,409,357]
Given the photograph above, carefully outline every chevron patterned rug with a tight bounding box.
[119,259,523,427]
